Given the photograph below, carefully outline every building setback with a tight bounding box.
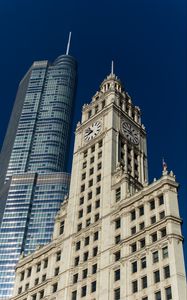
[10,70,186,299]
[0,38,77,299]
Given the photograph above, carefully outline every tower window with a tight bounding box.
[93,246,98,257]
[160,227,167,237]
[81,285,87,297]
[82,173,86,180]
[140,238,145,248]
[83,251,89,261]
[130,210,136,221]
[149,199,155,210]
[96,186,101,195]
[87,204,92,213]
[43,258,48,268]
[97,162,102,170]
[83,150,87,158]
[114,288,120,300]
[89,167,94,175]
[165,286,172,300]
[154,270,160,283]
[59,220,65,235]
[141,276,147,289]
[114,269,120,281]
[115,218,121,229]
[88,179,93,187]
[115,187,121,201]
[72,291,77,300]
[102,100,105,108]
[97,174,101,182]
[92,263,97,274]
[132,261,137,273]
[88,110,92,119]
[82,268,88,279]
[90,156,94,164]
[75,241,81,251]
[74,256,79,266]
[131,226,136,235]
[141,257,147,269]
[52,282,58,293]
[95,199,100,208]
[86,218,91,227]
[27,268,31,277]
[164,265,170,278]
[95,105,98,113]
[151,232,157,242]
[159,195,164,205]
[94,213,100,222]
[153,251,159,263]
[79,196,84,205]
[139,205,144,216]
[131,242,137,253]
[115,235,121,244]
[160,211,165,219]
[91,280,97,292]
[98,151,102,159]
[139,222,145,230]
[94,231,99,241]
[73,273,78,284]
[151,215,156,224]
[78,209,83,218]
[82,161,87,169]
[85,236,90,246]
[88,191,92,200]
[132,280,138,293]
[77,223,82,232]
[80,184,85,192]
[56,251,61,261]
[98,140,103,147]
[114,250,121,261]
[91,145,95,152]
[162,246,168,259]
[36,262,41,272]
[155,291,161,300]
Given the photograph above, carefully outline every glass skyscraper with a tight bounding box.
[0,50,77,298]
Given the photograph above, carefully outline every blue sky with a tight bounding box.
[0,0,186,268]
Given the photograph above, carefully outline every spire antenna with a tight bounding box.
[66,32,72,55]
[111,60,114,75]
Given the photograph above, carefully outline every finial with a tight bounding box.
[66,32,72,55]
[162,158,168,175]
[111,60,114,75]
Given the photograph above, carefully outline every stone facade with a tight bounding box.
[10,72,186,300]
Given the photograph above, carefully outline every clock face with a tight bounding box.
[84,121,101,141]
[121,121,140,145]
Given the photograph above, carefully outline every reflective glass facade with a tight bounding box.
[0,54,77,298]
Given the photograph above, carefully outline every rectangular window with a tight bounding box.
[131,242,137,253]
[83,251,89,261]
[92,263,97,274]
[88,191,92,200]
[139,205,144,216]
[114,288,120,300]
[114,250,121,261]
[153,251,159,263]
[91,145,95,152]
[141,257,147,269]
[94,231,99,241]
[56,251,61,261]
[82,172,86,180]
[39,290,44,299]
[77,223,82,232]
[54,267,59,276]
[18,287,22,294]
[81,285,87,297]
[42,274,46,282]
[151,215,156,224]
[86,218,91,227]
[97,162,102,170]
[150,199,155,210]
[139,222,145,230]
[31,294,37,300]
[97,174,101,182]
[161,227,167,237]
[73,273,78,284]
[20,271,24,281]
[164,265,170,279]
[74,256,79,266]
[115,218,121,229]
[44,258,48,268]
[115,235,121,244]
[96,186,101,195]
[72,291,77,300]
[132,261,137,273]
[87,204,92,213]
[162,246,168,259]
[142,276,147,289]
[79,196,84,205]
[114,269,120,281]
[93,246,98,257]
[36,263,41,272]
[91,281,97,293]
[27,268,31,277]
[132,280,138,293]
[52,283,58,293]
[78,209,83,218]
[82,161,87,169]
[95,213,100,222]
[76,241,81,251]
[80,184,85,192]
[35,278,39,286]
[155,291,161,300]
[89,167,94,175]
[151,232,157,242]
[25,283,29,291]
[82,268,88,279]
[131,226,136,235]
[131,210,136,221]
[154,270,160,283]
[115,187,121,201]
[160,211,165,219]
[98,151,102,159]
[159,195,164,205]
[83,150,87,158]
[140,238,146,248]
[90,156,94,164]
[85,236,90,246]
[165,286,172,300]
[88,179,93,187]
[95,199,100,208]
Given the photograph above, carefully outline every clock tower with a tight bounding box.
[12,67,186,300]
